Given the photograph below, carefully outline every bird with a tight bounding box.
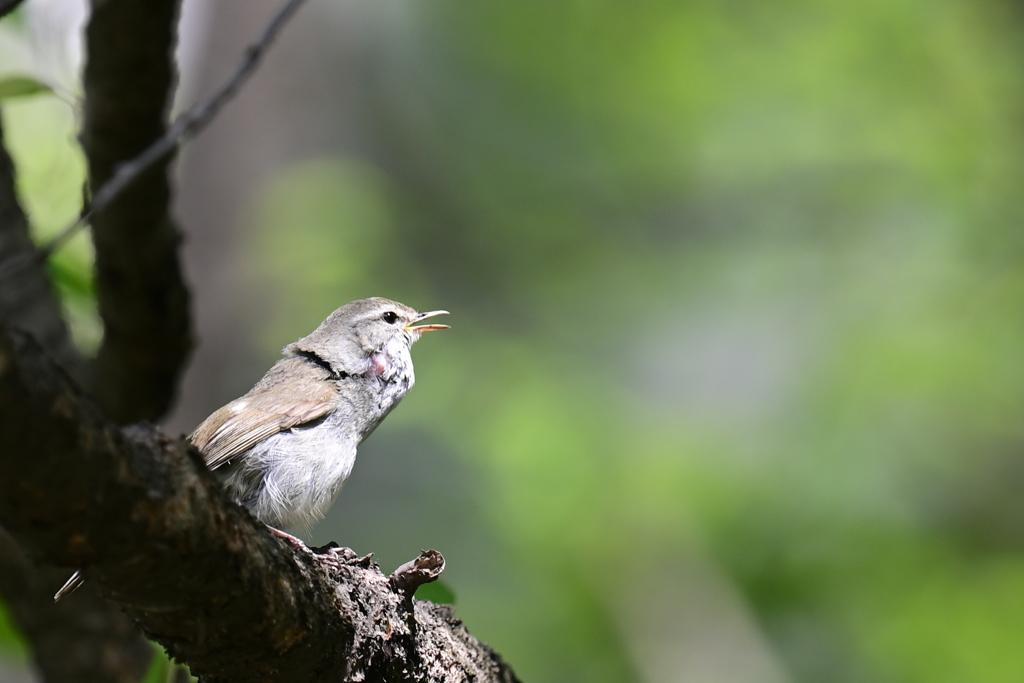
[55,297,448,601]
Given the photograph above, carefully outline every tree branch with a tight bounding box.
[81,0,192,423]
[0,329,520,683]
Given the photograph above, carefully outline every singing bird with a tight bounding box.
[56,297,448,601]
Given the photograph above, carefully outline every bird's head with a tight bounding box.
[285,297,449,379]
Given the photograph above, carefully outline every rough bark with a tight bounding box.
[82,0,192,424]
[0,329,520,683]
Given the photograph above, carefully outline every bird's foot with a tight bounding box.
[266,526,310,553]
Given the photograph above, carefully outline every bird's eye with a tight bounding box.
[381,311,398,324]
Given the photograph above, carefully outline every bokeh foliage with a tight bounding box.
[6,0,1024,681]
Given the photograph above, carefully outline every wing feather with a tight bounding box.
[190,358,338,471]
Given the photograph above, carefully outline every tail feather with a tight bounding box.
[54,571,83,602]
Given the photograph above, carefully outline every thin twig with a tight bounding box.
[0,0,25,21]
[37,0,310,261]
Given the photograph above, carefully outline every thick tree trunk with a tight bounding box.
[82,0,192,424]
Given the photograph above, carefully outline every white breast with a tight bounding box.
[217,410,359,531]
[215,339,419,532]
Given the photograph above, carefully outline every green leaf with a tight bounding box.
[47,255,95,298]
[0,75,53,101]
[139,650,170,683]
[0,598,28,659]
[140,645,196,683]
[414,579,456,605]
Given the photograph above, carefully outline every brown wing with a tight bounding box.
[190,357,338,471]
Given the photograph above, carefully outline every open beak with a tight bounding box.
[406,310,450,333]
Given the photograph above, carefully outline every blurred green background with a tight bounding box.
[4,0,1024,681]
